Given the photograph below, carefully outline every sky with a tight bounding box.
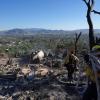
[0,0,100,31]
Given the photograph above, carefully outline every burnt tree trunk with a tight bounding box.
[75,32,81,55]
[83,0,95,50]
[87,6,95,50]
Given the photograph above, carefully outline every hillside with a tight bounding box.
[0,28,100,36]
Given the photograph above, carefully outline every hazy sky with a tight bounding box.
[0,0,100,30]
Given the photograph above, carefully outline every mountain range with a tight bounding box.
[0,28,100,36]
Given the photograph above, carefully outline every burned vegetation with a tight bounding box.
[0,33,91,100]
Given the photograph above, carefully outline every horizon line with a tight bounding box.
[0,27,98,31]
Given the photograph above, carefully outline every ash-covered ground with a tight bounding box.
[0,52,85,100]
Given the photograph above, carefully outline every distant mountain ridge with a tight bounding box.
[72,29,100,34]
[0,28,100,36]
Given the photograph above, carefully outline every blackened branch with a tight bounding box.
[83,0,88,6]
[92,10,100,15]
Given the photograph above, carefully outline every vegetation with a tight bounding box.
[0,33,90,57]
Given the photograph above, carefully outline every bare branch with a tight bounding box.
[83,0,88,6]
[91,0,94,5]
[91,0,94,10]
[87,0,95,10]
[77,32,82,41]
[92,10,100,15]
[88,0,91,4]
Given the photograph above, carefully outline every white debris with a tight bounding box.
[33,50,44,61]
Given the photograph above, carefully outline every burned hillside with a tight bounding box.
[0,34,86,100]
[0,33,99,100]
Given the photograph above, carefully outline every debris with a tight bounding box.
[22,68,31,75]
[0,50,83,100]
